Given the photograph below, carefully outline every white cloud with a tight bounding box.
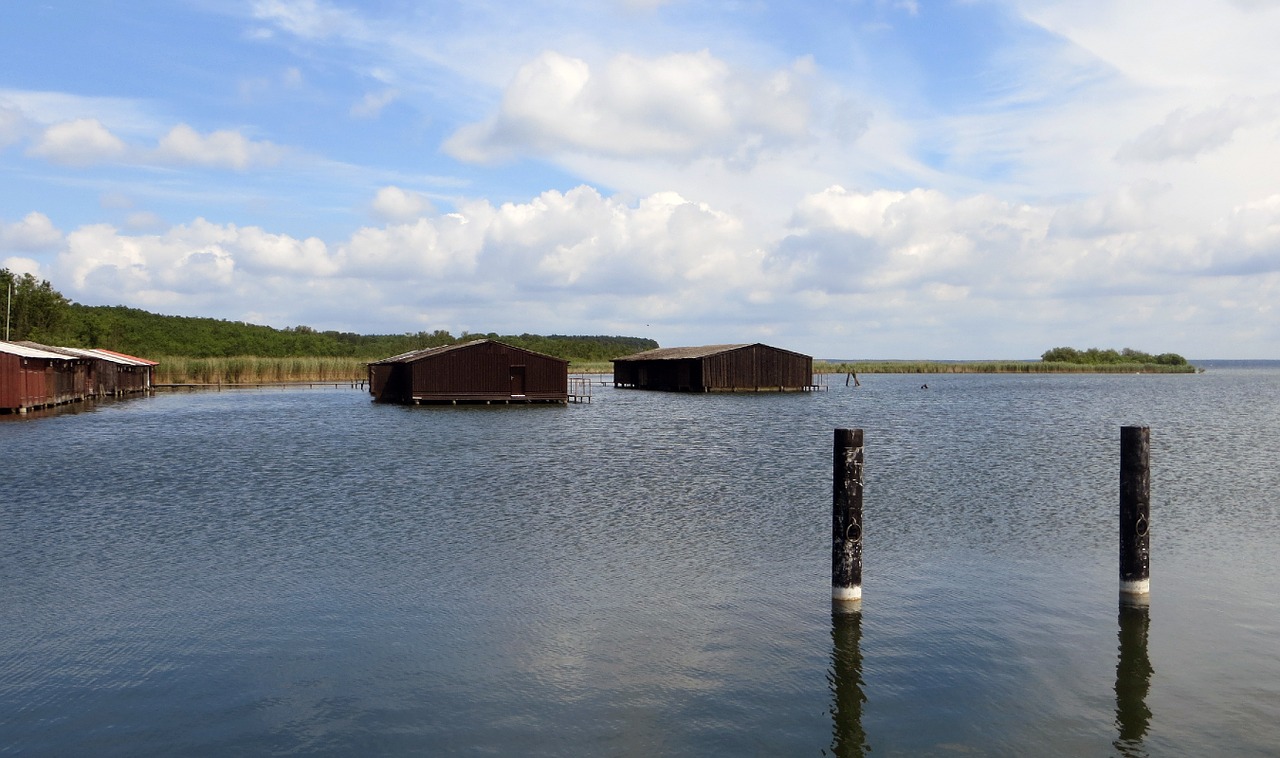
[17,114,286,172]
[0,104,29,147]
[338,215,482,280]
[238,66,306,101]
[36,179,1280,356]
[776,184,1214,303]
[125,211,167,232]
[251,0,362,39]
[0,256,44,278]
[444,50,814,163]
[1,212,64,251]
[0,89,161,135]
[1116,97,1276,163]
[350,89,399,118]
[1017,0,1280,92]
[152,124,285,170]
[27,118,128,166]
[1203,194,1280,275]
[57,219,341,309]
[369,186,434,223]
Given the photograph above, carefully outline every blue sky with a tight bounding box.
[3,0,1279,358]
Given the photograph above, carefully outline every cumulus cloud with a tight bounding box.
[125,211,167,232]
[27,118,128,166]
[1047,183,1166,238]
[152,124,285,169]
[38,180,1280,357]
[19,117,286,171]
[369,186,434,222]
[0,212,64,251]
[49,186,766,325]
[0,256,44,278]
[58,219,339,304]
[775,184,1193,299]
[444,50,814,164]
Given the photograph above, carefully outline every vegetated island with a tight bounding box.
[817,347,1197,375]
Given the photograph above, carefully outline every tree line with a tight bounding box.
[1040,346,1189,366]
[1,268,656,361]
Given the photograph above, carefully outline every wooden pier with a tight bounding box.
[569,376,593,403]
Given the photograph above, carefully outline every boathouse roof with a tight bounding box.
[14,342,157,366]
[366,338,569,405]
[84,348,158,367]
[1,340,74,360]
[611,342,815,393]
[612,343,813,362]
[369,339,569,366]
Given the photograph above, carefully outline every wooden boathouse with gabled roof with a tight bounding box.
[3,340,159,413]
[368,339,569,405]
[1,340,88,413]
[612,343,816,392]
[17,343,156,397]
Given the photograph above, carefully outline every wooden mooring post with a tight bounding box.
[832,428,864,602]
[1119,426,1151,598]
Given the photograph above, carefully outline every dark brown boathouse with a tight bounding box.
[3,340,159,414]
[368,339,569,405]
[612,343,816,392]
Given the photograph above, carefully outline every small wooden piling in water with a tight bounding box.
[1119,426,1151,597]
[832,428,864,601]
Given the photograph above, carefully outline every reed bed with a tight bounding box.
[155,356,369,384]
[153,356,1198,385]
[568,360,614,374]
[815,360,1198,374]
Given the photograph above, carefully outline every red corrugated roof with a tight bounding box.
[89,348,159,366]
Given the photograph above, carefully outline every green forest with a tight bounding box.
[1,268,656,362]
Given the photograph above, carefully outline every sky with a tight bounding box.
[2,0,1279,359]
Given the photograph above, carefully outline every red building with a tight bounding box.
[1,341,88,414]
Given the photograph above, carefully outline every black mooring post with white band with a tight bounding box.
[832,428,864,601]
[1119,426,1151,597]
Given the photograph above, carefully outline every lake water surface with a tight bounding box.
[3,369,1278,755]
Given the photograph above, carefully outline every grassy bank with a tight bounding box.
[155,355,368,384]
[155,355,619,384]
[151,356,1200,384]
[815,360,1199,374]
[569,360,614,374]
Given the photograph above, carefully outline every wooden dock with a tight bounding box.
[154,381,366,391]
[569,376,593,403]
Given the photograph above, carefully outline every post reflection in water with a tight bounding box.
[828,600,869,758]
[1114,597,1153,757]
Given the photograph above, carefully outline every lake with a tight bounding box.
[2,368,1278,756]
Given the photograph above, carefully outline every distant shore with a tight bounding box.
[148,355,1200,385]
[813,360,1199,374]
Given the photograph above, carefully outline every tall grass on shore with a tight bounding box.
[153,356,1199,385]
[155,356,369,384]
[815,360,1198,374]
[569,360,615,374]
[157,356,616,384]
